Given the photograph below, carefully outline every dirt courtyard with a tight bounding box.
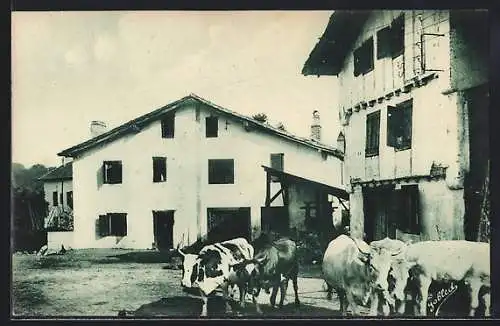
[12,249,342,318]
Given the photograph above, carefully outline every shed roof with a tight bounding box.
[302,11,370,76]
[38,162,73,181]
[262,165,348,200]
[58,93,343,159]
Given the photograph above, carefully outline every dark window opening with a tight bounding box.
[270,153,284,171]
[377,15,405,59]
[97,213,127,237]
[161,113,175,138]
[67,191,73,209]
[387,99,413,151]
[206,116,219,138]
[366,111,381,156]
[394,185,420,234]
[377,26,392,59]
[153,157,167,183]
[53,191,58,206]
[354,37,374,76]
[390,15,405,58]
[59,193,63,206]
[208,159,234,184]
[103,161,123,184]
[270,153,284,182]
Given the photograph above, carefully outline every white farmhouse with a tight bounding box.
[302,10,489,242]
[57,94,346,249]
[38,162,74,249]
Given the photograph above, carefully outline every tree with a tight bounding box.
[252,113,268,123]
[12,163,52,251]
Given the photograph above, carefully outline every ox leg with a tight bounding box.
[345,290,360,316]
[238,284,247,309]
[292,276,300,306]
[326,283,333,300]
[336,289,347,315]
[416,276,432,316]
[200,293,208,318]
[270,277,280,307]
[466,279,482,317]
[252,293,263,315]
[221,283,234,314]
[369,292,379,316]
[482,292,491,317]
[278,279,289,308]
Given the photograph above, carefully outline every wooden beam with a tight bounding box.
[338,198,349,212]
[265,172,271,207]
[269,188,284,205]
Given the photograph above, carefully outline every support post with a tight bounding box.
[265,171,271,207]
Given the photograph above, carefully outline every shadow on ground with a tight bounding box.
[131,296,340,318]
[106,251,177,264]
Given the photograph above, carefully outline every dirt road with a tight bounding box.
[12,249,339,318]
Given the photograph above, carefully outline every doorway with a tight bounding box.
[207,207,251,243]
[153,210,175,250]
[363,185,396,242]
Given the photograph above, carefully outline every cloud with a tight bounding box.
[93,34,116,63]
[64,44,89,66]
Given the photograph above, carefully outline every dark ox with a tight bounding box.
[178,237,254,317]
[322,235,402,316]
[234,236,300,313]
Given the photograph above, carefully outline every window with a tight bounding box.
[161,113,175,138]
[53,191,58,206]
[270,153,284,182]
[97,213,127,237]
[365,111,381,156]
[387,99,413,151]
[60,193,63,206]
[390,15,405,58]
[394,185,420,234]
[153,157,167,183]
[354,37,374,76]
[103,161,123,184]
[206,116,219,138]
[377,26,392,59]
[67,191,73,209]
[270,153,284,171]
[208,159,234,184]
[376,15,405,59]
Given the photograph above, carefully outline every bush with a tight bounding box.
[296,231,324,264]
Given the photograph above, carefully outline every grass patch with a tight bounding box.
[12,280,48,314]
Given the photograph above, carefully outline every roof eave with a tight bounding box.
[301,11,370,77]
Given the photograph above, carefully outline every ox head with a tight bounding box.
[230,255,267,296]
[178,248,200,288]
[368,238,407,294]
[387,245,413,302]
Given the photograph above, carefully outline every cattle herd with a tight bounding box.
[175,234,490,318]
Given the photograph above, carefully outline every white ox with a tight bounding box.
[387,240,491,317]
[178,237,254,317]
[322,235,401,316]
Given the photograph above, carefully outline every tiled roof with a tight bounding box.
[58,94,344,160]
[38,162,73,181]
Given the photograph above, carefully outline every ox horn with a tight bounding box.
[391,248,403,256]
[352,238,371,255]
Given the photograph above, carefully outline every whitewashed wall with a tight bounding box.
[70,102,343,249]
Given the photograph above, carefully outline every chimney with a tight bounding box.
[337,131,345,153]
[90,120,107,138]
[310,110,322,141]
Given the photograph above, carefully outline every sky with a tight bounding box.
[12,11,339,168]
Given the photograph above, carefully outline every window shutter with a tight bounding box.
[102,162,107,184]
[353,47,361,77]
[116,161,123,183]
[387,106,397,147]
[98,215,108,237]
[377,26,392,59]
[393,189,408,231]
[403,185,420,233]
[403,103,413,149]
[391,15,405,58]
[270,153,284,171]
